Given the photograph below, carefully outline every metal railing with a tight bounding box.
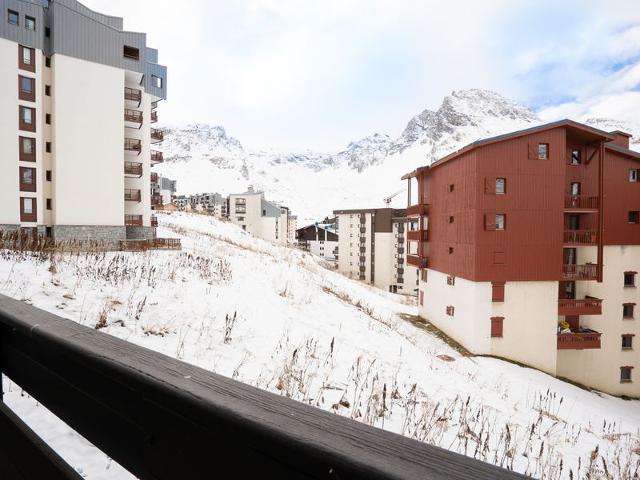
[564,195,599,210]
[151,128,164,143]
[151,150,163,163]
[124,161,143,177]
[561,264,598,280]
[124,214,143,226]
[124,189,141,202]
[557,297,602,315]
[124,108,143,123]
[124,138,142,153]
[563,230,597,245]
[124,87,141,102]
[557,332,602,350]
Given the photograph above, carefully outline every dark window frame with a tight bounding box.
[570,149,581,165]
[538,143,549,160]
[622,334,634,350]
[20,197,37,222]
[624,272,636,287]
[19,105,36,132]
[25,15,35,31]
[628,211,639,224]
[620,366,633,383]
[19,167,36,192]
[623,303,635,319]
[19,136,35,161]
[123,45,140,60]
[19,45,35,72]
[8,9,19,25]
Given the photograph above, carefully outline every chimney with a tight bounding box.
[609,130,632,149]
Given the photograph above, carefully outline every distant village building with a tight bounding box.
[151,174,177,207]
[188,192,228,218]
[228,188,295,244]
[333,208,418,294]
[297,218,339,262]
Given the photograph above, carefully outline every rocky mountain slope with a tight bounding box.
[155,89,639,223]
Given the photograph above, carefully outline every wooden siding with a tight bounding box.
[603,149,640,245]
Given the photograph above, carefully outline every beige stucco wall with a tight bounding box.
[52,54,124,226]
[374,231,393,290]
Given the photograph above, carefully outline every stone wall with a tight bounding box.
[52,225,126,250]
[126,226,156,240]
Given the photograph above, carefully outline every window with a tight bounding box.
[46,170,51,181]
[152,75,163,89]
[623,303,635,319]
[21,45,33,66]
[45,113,51,125]
[45,56,50,67]
[448,216,454,223]
[495,178,506,194]
[570,149,581,165]
[630,169,638,183]
[448,246,454,254]
[622,335,634,350]
[620,366,633,383]
[446,276,455,286]
[419,291,424,306]
[25,15,35,30]
[538,143,549,160]
[446,305,455,316]
[20,75,33,93]
[19,136,35,161]
[421,269,427,282]
[624,272,636,287]
[448,184,455,192]
[45,26,50,38]
[46,198,52,210]
[20,106,35,131]
[495,214,506,230]
[629,211,639,224]
[492,281,505,302]
[491,317,504,338]
[570,182,581,196]
[123,45,140,60]
[8,9,18,25]
[19,167,35,192]
[45,141,51,153]
[45,84,50,96]
[20,197,36,221]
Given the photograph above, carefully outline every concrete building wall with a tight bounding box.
[373,232,393,290]
[52,54,124,226]
[309,239,338,261]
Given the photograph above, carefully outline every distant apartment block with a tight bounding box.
[402,119,640,395]
[187,192,228,217]
[228,188,295,244]
[297,219,339,262]
[0,0,167,247]
[333,208,419,294]
[151,173,176,207]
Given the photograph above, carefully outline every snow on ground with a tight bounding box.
[1,212,640,479]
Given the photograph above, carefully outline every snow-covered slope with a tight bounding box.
[155,89,639,223]
[2,213,639,479]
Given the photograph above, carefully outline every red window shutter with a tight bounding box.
[484,213,496,231]
[484,177,496,194]
[491,317,504,337]
[527,142,537,159]
[491,281,505,302]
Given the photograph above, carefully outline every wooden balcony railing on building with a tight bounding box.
[124,214,143,226]
[151,172,158,183]
[124,189,142,202]
[124,138,142,154]
[557,332,602,350]
[124,87,141,103]
[124,161,143,177]
[407,255,428,268]
[0,294,525,479]
[151,215,158,227]
[151,110,158,123]
[124,109,143,124]
[564,195,599,210]
[150,238,181,250]
[558,297,603,316]
[563,230,597,245]
[151,194,163,206]
[151,128,164,143]
[151,150,164,163]
[407,204,428,217]
[407,230,428,242]
[562,263,598,280]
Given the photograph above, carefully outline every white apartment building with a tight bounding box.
[0,0,167,247]
[296,221,339,262]
[334,208,418,294]
[228,189,294,244]
[186,192,228,218]
[151,174,176,207]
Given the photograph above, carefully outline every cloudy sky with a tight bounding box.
[82,0,640,151]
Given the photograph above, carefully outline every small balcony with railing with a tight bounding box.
[124,108,143,127]
[563,230,597,245]
[151,150,163,164]
[124,138,142,155]
[151,128,164,143]
[407,255,428,268]
[558,297,603,316]
[151,172,158,183]
[557,331,602,350]
[564,195,599,212]
[561,263,598,281]
[151,194,163,206]
[124,189,141,202]
[151,215,158,227]
[151,110,158,123]
[124,161,143,177]
[124,87,142,105]
[124,214,143,226]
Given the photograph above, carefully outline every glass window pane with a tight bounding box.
[22,169,33,183]
[21,77,32,92]
[23,47,31,65]
[8,10,18,25]
[23,108,32,124]
[22,137,33,154]
[23,198,33,214]
[25,16,35,30]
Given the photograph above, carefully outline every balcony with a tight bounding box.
[151,194,163,206]
[562,263,598,280]
[124,109,143,125]
[407,255,428,268]
[124,189,141,202]
[151,215,158,227]
[124,87,141,104]
[151,172,158,183]
[151,110,158,123]
[124,214,143,226]
[557,332,601,350]
[558,297,603,316]
[124,161,143,177]
[151,150,164,164]
[564,195,599,211]
[407,230,428,241]
[124,138,142,154]
[563,230,597,245]
[407,204,428,217]
[151,128,164,143]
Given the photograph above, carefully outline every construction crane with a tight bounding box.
[383,189,404,206]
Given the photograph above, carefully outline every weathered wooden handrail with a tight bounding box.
[0,295,523,479]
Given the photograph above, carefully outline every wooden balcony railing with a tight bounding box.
[124,161,143,177]
[151,194,163,206]
[564,195,599,210]
[150,238,182,250]
[558,297,603,316]
[562,264,598,280]
[124,189,141,202]
[151,150,163,163]
[151,215,158,227]
[124,109,143,124]
[151,172,158,183]
[563,230,597,245]
[124,138,142,153]
[407,255,428,268]
[124,87,141,103]
[124,214,143,226]
[151,110,158,123]
[407,230,428,242]
[151,128,164,143]
[407,204,428,217]
[557,332,602,350]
